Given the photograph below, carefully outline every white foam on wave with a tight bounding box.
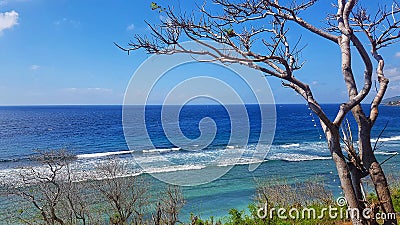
[280,143,300,148]
[10,140,399,185]
[144,164,206,174]
[133,155,165,163]
[268,153,331,162]
[375,151,399,156]
[143,148,172,154]
[88,171,143,182]
[142,147,182,154]
[371,136,400,143]
[77,150,135,159]
[217,158,268,167]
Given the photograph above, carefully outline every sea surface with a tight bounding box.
[0,104,399,220]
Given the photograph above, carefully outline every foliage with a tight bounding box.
[150,2,165,13]
[2,149,185,225]
[190,178,348,225]
[153,186,186,225]
[3,166,400,224]
[392,187,400,213]
[367,181,400,222]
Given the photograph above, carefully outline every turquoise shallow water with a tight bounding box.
[180,155,399,221]
[0,104,399,222]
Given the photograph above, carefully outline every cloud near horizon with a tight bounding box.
[30,65,40,70]
[0,10,18,35]
[385,67,400,81]
[385,67,400,97]
[61,87,113,94]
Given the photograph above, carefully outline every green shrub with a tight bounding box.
[391,186,400,213]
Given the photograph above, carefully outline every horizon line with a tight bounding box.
[0,103,366,107]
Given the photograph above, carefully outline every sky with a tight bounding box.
[0,0,399,105]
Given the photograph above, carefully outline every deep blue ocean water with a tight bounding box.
[0,104,399,220]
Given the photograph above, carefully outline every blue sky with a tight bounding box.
[0,0,399,105]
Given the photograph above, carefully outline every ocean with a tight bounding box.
[0,104,399,220]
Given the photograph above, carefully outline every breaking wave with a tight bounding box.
[77,150,135,159]
[1,138,398,186]
[371,135,400,143]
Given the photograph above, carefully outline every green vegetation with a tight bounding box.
[393,187,400,213]
[1,150,399,224]
[189,177,400,225]
[190,178,349,225]
[0,150,185,225]
[191,205,347,225]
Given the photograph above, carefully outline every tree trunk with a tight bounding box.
[352,106,397,225]
[325,128,366,225]
[348,162,364,203]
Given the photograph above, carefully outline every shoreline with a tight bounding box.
[1,155,399,224]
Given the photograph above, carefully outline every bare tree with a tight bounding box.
[152,185,185,225]
[61,176,94,225]
[118,1,400,224]
[3,150,187,225]
[94,158,150,225]
[9,149,83,225]
[255,177,334,207]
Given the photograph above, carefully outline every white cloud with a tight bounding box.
[86,87,112,93]
[54,18,80,28]
[311,81,318,85]
[126,24,135,31]
[0,0,30,6]
[62,87,112,94]
[389,84,400,91]
[385,67,400,82]
[30,65,40,70]
[159,14,172,25]
[385,67,400,96]
[396,52,400,57]
[0,10,19,35]
[54,18,66,26]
